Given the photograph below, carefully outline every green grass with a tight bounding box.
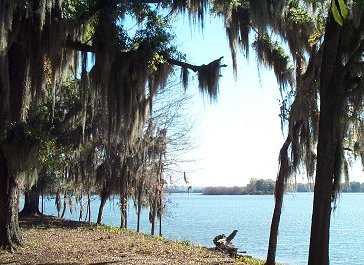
[90,223,270,265]
[235,256,266,265]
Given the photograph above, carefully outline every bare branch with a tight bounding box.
[167,56,227,72]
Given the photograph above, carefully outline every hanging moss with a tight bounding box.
[224,4,250,76]
[197,57,224,101]
[170,0,209,27]
[253,34,294,91]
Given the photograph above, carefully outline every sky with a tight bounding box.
[169,13,364,187]
[171,15,286,187]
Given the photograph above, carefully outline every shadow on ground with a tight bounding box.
[20,215,94,230]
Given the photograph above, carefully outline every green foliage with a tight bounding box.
[244,178,276,194]
[131,10,175,72]
[234,255,266,265]
[202,179,276,195]
[62,0,93,20]
[202,186,244,195]
[340,181,364,192]
[252,34,293,90]
[177,240,191,246]
[289,4,315,25]
[303,0,349,26]
[331,0,344,25]
[93,225,121,233]
[354,0,364,4]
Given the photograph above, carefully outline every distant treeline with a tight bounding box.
[166,186,204,193]
[202,179,275,195]
[168,181,364,195]
[290,181,364,193]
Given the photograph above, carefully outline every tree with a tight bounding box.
[3,2,363,264]
[207,1,364,264]
[0,0,227,250]
[20,185,42,217]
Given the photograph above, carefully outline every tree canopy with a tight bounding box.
[1,1,364,265]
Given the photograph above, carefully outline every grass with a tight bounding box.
[0,215,267,265]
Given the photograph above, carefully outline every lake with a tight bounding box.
[36,192,364,265]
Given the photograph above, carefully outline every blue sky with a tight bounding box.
[170,13,364,187]
[172,15,286,186]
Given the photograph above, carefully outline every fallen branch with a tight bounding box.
[213,230,241,257]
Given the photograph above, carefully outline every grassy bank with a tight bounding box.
[0,216,265,265]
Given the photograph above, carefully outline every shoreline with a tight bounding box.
[0,215,265,265]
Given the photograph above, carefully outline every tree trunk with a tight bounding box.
[158,194,162,237]
[150,206,156,236]
[0,149,22,252]
[120,163,128,229]
[137,200,142,232]
[137,187,142,232]
[120,193,128,229]
[151,151,163,236]
[78,190,83,221]
[266,136,291,265]
[136,173,145,232]
[87,192,91,223]
[20,186,41,217]
[61,192,67,218]
[41,174,44,216]
[97,187,110,225]
[0,19,31,253]
[308,13,343,265]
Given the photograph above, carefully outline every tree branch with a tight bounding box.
[65,39,227,73]
[65,39,95,53]
[167,57,227,72]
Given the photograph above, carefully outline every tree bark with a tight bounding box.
[151,151,163,236]
[61,192,67,219]
[0,149,22,252]
[137,200,142,232]
[266,136,291,265]
[120,163,128,229]
[308,13,343,265]
[150,206,156,236]
[158,193,162,237]
[136,176,144,232]
[87,192,91,223]
[19,186,41,217]
[97,187,110,225]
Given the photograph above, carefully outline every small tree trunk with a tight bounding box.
[150,190,158,235]
[265,162,286,265]
[20,186,41,217]
[149,188,158,236]
[87,192,91,223]
[0,149,22,252]
[137,190,142,232]
[150,207,156,236]
[120,163,128,229]
[158,195,162,237]
[137,200,142,232]
[61,192,67,218]
[120,194,128,229]
[97,188,110,225]
[266,135,292,265]
[41,187,44,216]
[136,175,144,232]
[78,190,83,221]
[151,151,163,236]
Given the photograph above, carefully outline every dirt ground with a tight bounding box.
[0,216,257,265]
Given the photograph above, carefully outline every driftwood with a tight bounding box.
[213,230,246,257]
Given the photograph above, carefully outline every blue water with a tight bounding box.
[36,192,364,265]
